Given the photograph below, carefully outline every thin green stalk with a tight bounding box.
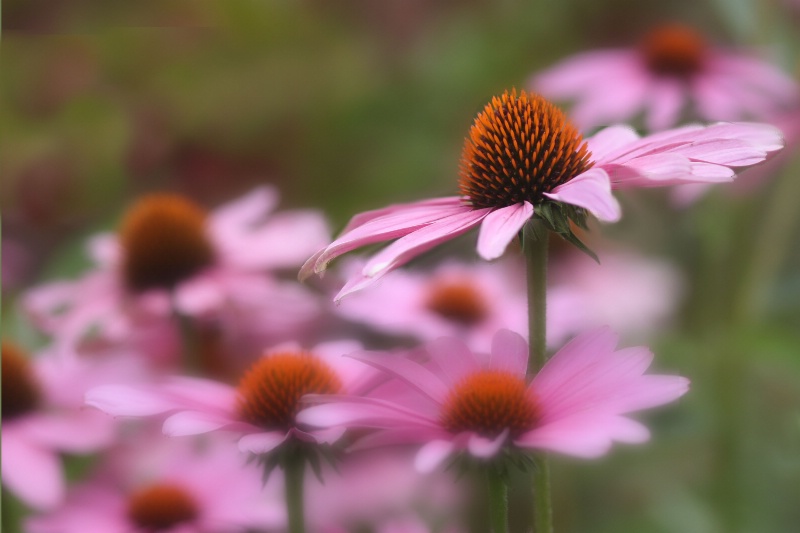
[524,220,549,376]
[523,220,553,533]
[285,455,306,533]
[487,468,509,533]
[171,292,200,373]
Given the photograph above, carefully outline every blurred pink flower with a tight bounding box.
[299,329,689,472]
[86,341,374,456]
[26,436,284,533]
[301,91,781,300]
[308,448,462,531]
[24,186,328,359]
[532,24,799,132]
[2,341,142,510]
[335,259,527,351]
[548,251,683,346]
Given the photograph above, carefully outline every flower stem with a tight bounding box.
[524,220,549,376]
[487,467,509,533]
[523,219,553,533]
[171,292,200,373]
[284,455,306,533]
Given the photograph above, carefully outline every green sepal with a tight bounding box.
[531,201,599,263]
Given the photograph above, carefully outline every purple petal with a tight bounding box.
[476,202,533,260]
[467,430,508,458]
[426,336,482,387]
[414,439,456,473]
[544,168,621,222]
[489,329,528,375]
[300,198,467,280]
[238,431,289,454]
[162,410,233,436]
[347,352,449,404]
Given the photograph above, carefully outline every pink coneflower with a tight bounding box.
[335,259,526,350]
[298,329,689,472]
[532,24,799,132]
[26,437,284,533]
[300,90,782,299]
[85,341,372,455]
[1,341,140,510]
[24,186,328,355]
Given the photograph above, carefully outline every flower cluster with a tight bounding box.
[5,20,794,533]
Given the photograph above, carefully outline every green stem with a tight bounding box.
[524,220,549,376]
[285,455,306,533]
[171,291,200,373]
[523,220,553,533]
[487,468,509,533]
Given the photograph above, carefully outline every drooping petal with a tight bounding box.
[163,410,233,436]
[238,431,289,454]
[467,430,509,458]
[415,439,456,473]
[476,202,533,260]
[85,385,178,417]
[489,329,528,375]
[299,197,467,280]
[2,433,64,510]
[544,168,621,222]
[333,208,490,300]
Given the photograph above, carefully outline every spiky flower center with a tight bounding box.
[119,194,216,293]
[440,370,538,438]
[2,341,41,420]
[459,90,592,210]
[640,24,707,77]
[425,280,489,326]
[127,483,199,531]
[237,352,343,429]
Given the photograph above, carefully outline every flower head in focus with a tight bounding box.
[300,90,782,300]
[299,329,689,472]
[532,23,799,132]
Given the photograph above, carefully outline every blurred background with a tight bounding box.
[2,1,799,532]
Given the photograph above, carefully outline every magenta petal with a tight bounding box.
[361,208,490,279]
[163,410,232,436]
[489,329,528,375]
[544,168,621,222]
[347,352,450,404]
[426,336,481,387]
[85,385,178,416]
[467,430,508,458]
[585,125,641,161]
[415,439,456,473]
[298,395,439,428]
[2,435,64,510]
[238,431,289,454]
[333,208,489,300]
[209,186,279,236]
[476,203,533,260]
[301,197,467,279]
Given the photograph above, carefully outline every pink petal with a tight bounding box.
[544,168,621,222]
[585,125,641,161]
[339,197,467,234]
[347,352,450,404]
[426,336,482,387]
[333,208,490,300]
[467,430,508,458]
[533,50,639,99]
[23,411,115,453]
[174,275,224,315]
[298,395,439,429]
[86,233,120,267]
[2,433,64,510]
[238,431,289,454]
[414,439,456,473]
[489,329,528,375]
[209,186,279,240]
[299,197,467,279]
[476,202,533,260]
[163,410,233,436]
[85,385,178,416]
[645,79,685,131]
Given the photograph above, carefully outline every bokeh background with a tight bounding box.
[3,1,799,532]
